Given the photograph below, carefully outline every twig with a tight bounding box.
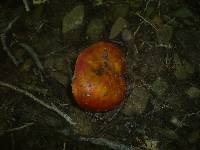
[6,122,34,132]
[0,16,20,66]
[79,137,135,150]
[175,110,200,131]
[22,0,30,12]
[1,16,20,33]
[63,142,66,150]
[136,13,158,31]
[157,0,161,17]
[179,110,200,125]
[19,43,44,71]
[21,83,48,95]
[50,103,75,124]
[133,22,143,38]
[0,34,19,66]
[0,81,76,125]
[144,0,152,12]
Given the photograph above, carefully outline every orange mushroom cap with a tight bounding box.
[72,41,126,112]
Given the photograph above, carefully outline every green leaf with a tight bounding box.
[109,17,128,39]
[62,5,84,34]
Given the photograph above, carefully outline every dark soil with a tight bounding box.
[0,0,200,150]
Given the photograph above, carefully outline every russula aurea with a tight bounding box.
[72,41,126,112]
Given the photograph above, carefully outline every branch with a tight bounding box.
[19,43,44,71]
[79,137,135,150]
[133,22,143,38]
[180,110,200,126]
[0,16,20,66]
[144,0,152,12]
[22,0,30,12]
[0,81,76,126]
[6,122,34,132]
[0,34,19,66]
[1,16,20,33]
[136,13,158,31]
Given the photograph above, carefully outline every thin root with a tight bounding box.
[0,81,76,126]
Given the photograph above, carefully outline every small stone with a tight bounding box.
[185,87,200,98]
[151,77,168,96]
[174,54,194,80]
[122,86,151,115]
